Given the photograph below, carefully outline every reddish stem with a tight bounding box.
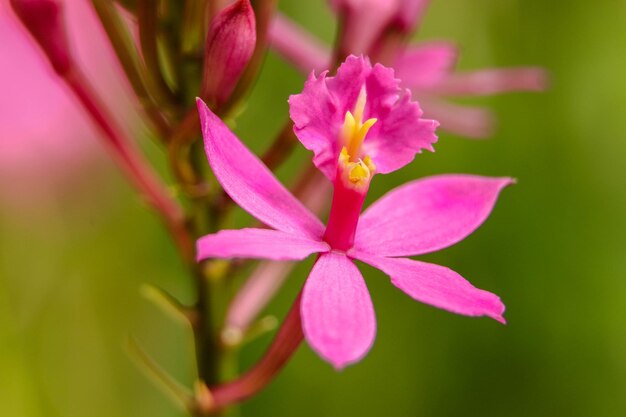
[64,69,194,261]
[207,293,304,410]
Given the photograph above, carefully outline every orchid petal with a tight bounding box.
[197,228,329,261]
[301,251,376,369]
[289,55,437,179]
[364,85,438,174]
[197,99,325,239]
[289,70,343,179]
[394,42,459,90]
[268,13,330,73]
[354,174,514,257]
[430,67,549,97]
[418,98,496,138]
[352,251,505,323]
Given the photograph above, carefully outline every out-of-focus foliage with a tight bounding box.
[1,0,625,416]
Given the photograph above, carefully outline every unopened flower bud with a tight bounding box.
[10,0,72,75]
[201,0,256,107]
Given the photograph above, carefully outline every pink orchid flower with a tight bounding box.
[195,56,512,369]
[269,3,547,138]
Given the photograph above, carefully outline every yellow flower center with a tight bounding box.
[339,148,376,188]
[340,87,378,163]
[338,87,377,189]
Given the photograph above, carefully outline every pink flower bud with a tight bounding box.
[10,0,72,75]
[201,0,256,107]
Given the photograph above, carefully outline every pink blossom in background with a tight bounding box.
[268,1,547,138]
[195,57,512,369]
[328,0,431,55]
[0,0,137,205]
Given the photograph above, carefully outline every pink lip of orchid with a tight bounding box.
[195,57,513,369]
[289,55,439,181]
[268,6,548,138]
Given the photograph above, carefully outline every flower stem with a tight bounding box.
[137,0,180,107]
[90,0,173,138]
[63,68,194,262]
[203,293,304,412]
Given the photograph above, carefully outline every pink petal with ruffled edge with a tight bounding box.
[354,175,514,257]
[394,42,459,89]
[289,55,438,179]
[197,228,330,261]
[363,86,439,174]
[288,71,343,179]
[351,251,505,323]
[301,251,376,369]
[197,99,325,239]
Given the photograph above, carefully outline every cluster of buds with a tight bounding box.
[4,0,546,415]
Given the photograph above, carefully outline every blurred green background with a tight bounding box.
[1,0,625,416]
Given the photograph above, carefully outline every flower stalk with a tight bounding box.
[11,0,193,262]
[90,0,173,138]
[65,68,195,261]
[200,293,304,413]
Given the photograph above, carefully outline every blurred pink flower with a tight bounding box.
[328,0,430,55]
[0,0,136,204]
[268,4,547,138]
[195,55,510,368]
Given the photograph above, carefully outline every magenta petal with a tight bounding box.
[354,174,514,257]
[289,70,343,179]
[418,98,496,139]
[289,55,438,178]
[197,99,325,239]
[269,13,330,73]
[394,42,459,90]
[363,86,438,174]
[351,252,505,323]
[432,67,549,97]
[196,228,329,261]
[301,252,376,370]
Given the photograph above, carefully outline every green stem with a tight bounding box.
[137,0,181,107]
[181,0,210,55]
[90,0,172,138]
[63,68,194,262]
